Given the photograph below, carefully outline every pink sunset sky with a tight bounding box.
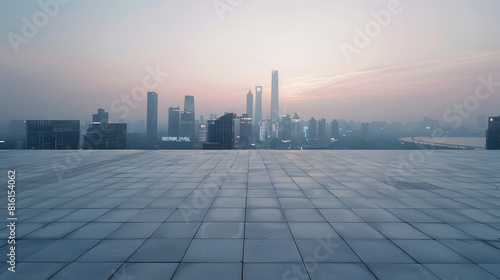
[1,0,500,125]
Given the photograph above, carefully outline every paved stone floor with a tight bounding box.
[1,150,500,280]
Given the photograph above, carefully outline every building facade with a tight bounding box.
[270,70,279,124]
[486,116,500,150]
[147,92,158,139]
[168,106,180,137]
[26,120,80,149]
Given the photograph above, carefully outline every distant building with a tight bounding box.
[240,114,252,149]
[180,111,194,141]
[198,124,207,142]
[247,89,253,121]
[26,120,80,149]
[331,120,339,138]
[93,108,109,124]
[84,123,127,149]
[168,107,180,137]
[270,70,279,124]
[281,114,291,140]
[203,113,235,149]
[84,109,126,149]
[181,96,196,141]
[233,116,240,147]
[255,86,263,125]
[318,119,326,139]
[147,92,158,139]
[486,116,500,150]
[308,117,317,138]
[258,120,269,142]
[291,113,301,141]
[209,113,217,121]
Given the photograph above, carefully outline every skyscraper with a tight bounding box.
[255,86,262,124]
[181,111,194,140]
[204,113,235,149]
[85,109,126,149]
[486,116,500,150]
[181,95,195,141]
[281,114,291,140]
[270,70,279,124]
[92,108,109,124]
[168,107,180,137]
[147,92,158,139]
[240,114,252,149]
[184,95,195,114]
[318,119,326,139]
[291,113,301,141]
[247,89,253,122]
[309,117,317,138]
[331,120,339,138]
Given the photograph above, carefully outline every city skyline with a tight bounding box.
[1,1,500,125]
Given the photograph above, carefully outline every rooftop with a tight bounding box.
[1,150,500,280]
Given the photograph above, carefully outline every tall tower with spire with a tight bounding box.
[270,70,279,124]
[254,86,262,125]
[246,89,253,123]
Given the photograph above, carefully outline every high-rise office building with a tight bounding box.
[255,86,263,124]
[318,119,326,139]
[259,120,269,142]
[270,70,279,124]
[486,116,500,150]
[26,120,80,149]
[308,117,317,138]
[281,114,291,140]
[184,95,195,114]
[291,113,301,141]
[204,113,235,149]
[84,109,126,149]
[198,124,208,142]
[181,111,194,140]
[181,95,196,141]
[240,114,252,149]
[93,108,109,124]
[84,123,127,149]
[247,89,253,121]
[331,120,339,138]
[147,92,158,139]
[168,107,181,137]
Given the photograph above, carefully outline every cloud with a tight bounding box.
[282,49,500,103]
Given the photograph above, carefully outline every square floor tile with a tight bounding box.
[173,263,242,280]
[308,263,376,280]
[76,239,144,262]
[368,264,439,280]
[113,263,178,280]
[196,222,244,238]
[183,239,243,262]
[393,240,470,263]
[128,238,191,262]
[244,239,302,262]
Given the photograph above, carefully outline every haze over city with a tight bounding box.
[1,0,500,124]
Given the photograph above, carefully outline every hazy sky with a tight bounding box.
[1,0,500,125]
